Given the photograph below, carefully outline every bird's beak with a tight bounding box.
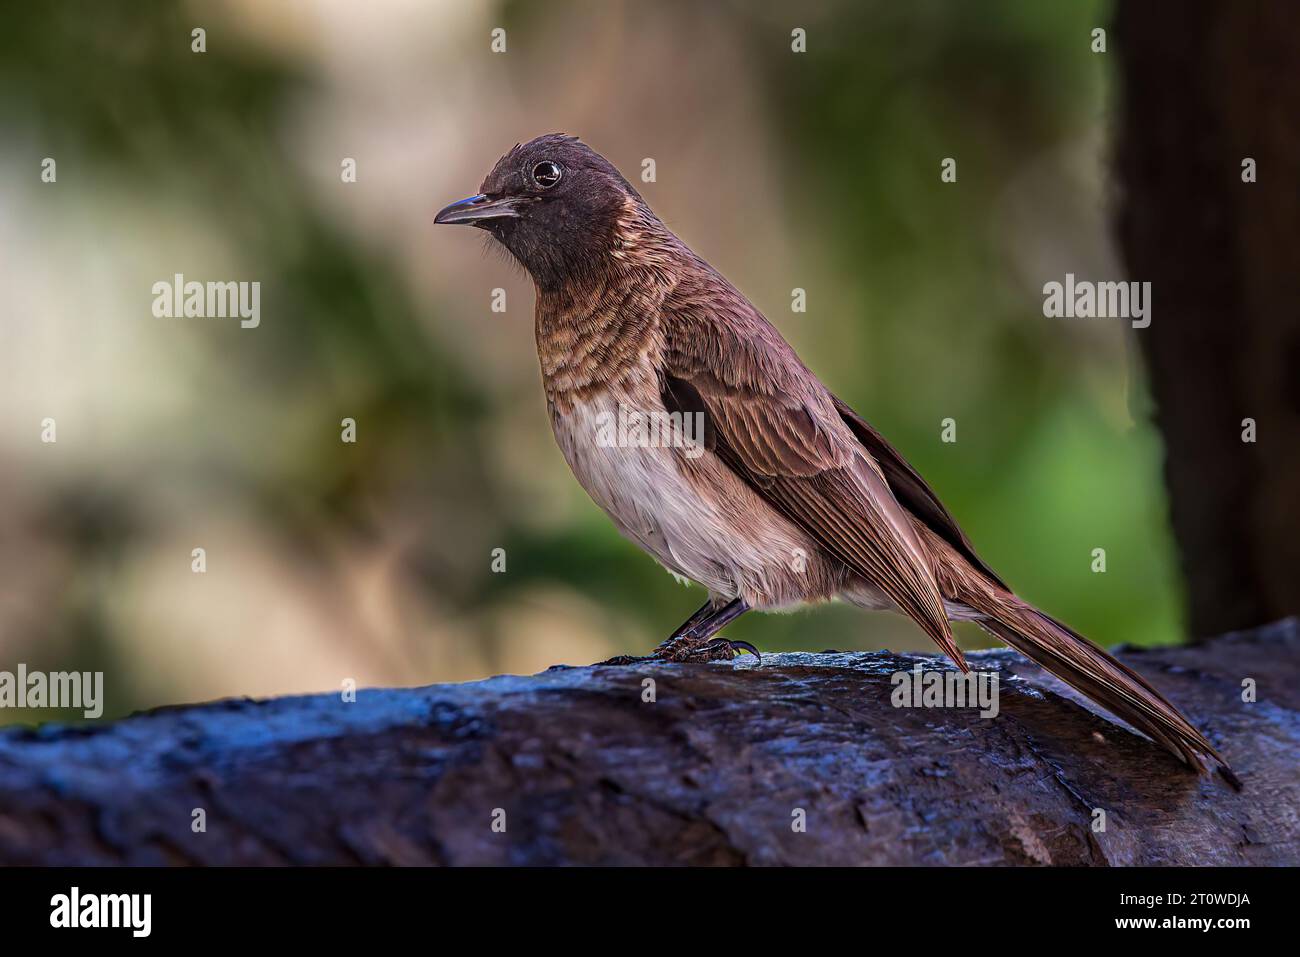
[434,193,526,225]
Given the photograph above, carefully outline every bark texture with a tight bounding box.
[0,618,1295,866]
[1115,0,1300,637]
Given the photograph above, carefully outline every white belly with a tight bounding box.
[549,387,822,606]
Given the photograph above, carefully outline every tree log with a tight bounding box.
[0,619,1296,866]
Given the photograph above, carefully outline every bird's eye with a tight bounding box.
[532,160,563,189]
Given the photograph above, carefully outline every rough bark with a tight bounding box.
[1114,0,1300,638]
[0,618,1295,866]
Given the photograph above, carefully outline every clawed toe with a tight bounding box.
[701,637,762,664]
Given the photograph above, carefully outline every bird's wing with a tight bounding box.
[661,282,965,669]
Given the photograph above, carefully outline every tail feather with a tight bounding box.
[974,605,1224,773]
[924,531,1232,777]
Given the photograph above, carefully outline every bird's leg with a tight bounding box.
[596,598,757,665]
[650,599,724,655]
[656,598,756,662]
[596,599,717,666]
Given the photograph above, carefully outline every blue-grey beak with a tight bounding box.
[434,193,528,225]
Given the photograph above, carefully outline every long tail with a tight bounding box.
[928,537,1233,779]
[975,598,1227,773]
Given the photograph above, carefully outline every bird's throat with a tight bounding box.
[535,271,668,406]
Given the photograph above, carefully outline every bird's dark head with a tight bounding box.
[435,134,647,290]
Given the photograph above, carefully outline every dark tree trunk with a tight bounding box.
[1114,0,1300,638]
[0,619,1295,866]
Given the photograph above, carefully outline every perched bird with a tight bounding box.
[436,133,1233,779]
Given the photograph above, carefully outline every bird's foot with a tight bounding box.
[682,637,761,664]
[594,637,760,666]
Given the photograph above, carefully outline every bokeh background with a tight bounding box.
[2,0,1189,723]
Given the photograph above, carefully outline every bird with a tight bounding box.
[436,132,1234,781]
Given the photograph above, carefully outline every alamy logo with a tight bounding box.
[50,887,151,937]
[595,404,706,459]
[151,273,261,328]
[890,663,999,718]
[0,664,103,718]
[1042,273,1151,329]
